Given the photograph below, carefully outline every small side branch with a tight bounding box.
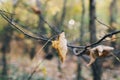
[75,17,120,56]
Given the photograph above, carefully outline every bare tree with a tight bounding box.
[89,0,102,80]
[77,0,85,79]
[109,0,117,47]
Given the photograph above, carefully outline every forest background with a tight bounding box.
[0,0,120,80]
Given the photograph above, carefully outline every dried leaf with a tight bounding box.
[92,45,114,56]
[31,6,41,14]
[111,35,116,41]
[52,32,68,62]
[87,45,114,66]
[87,50,96,66]
[105,35,116,41]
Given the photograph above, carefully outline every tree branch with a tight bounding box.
[1,10,120,57]
[75,17,120,56]
[0,10,85,49]
[0,10,50,42]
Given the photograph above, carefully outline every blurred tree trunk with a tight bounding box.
[0,0,19,77]
[38,15,46,34]
[109,0,119,65]
[29,0,48,60]
[1,39,8,76]
[108,0,117,48]
[77,57,82,80]
[36,0,46,34]
[89,0,102,80]
[1,27,13,77]
[29,0,41,59]
[1,52,7,76]
[77,0,85,80]
[36,0,50,56]
[58,0,67,30]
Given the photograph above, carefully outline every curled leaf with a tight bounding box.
[92,45,114,56]
[52,32,68,62]
[87,45,114,66]
[106,35,116,41]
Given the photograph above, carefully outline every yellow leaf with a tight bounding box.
[52,32,68,62]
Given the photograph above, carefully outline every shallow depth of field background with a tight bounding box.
[0,0,120,80]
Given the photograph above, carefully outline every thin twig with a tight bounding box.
[0,9,15,15]
[76,30,120,56]
[95,17,111,28]
[110,52,120,62]
[33,35,57,61]
[27,60,45,80]
[40,16,60,34]
[27,35,55,80]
